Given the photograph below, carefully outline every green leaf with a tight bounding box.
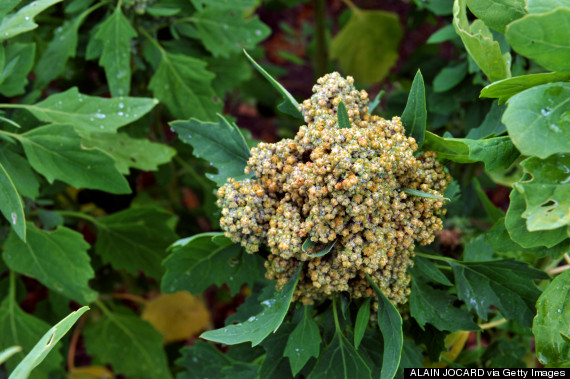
[3,224,97,304]
[423,131,520,171]
[162,233,264,296]
[260,323,295,379]
[0,0,19,18]
[21,87,158,133]
[502,82,570,159]
[433,62,468,93]
[526,0,570,14]
[0,346,21,366]
[409,272,480,332]
[93,6,137,97]
[354,298,371,349]
[0,0,63,41]
[206,53,252,97]
[190,0,257,9]
[401,70,426,148]
[453,0,510,82]
[506,8,570,72]
[450,259,549,326]
[176,341,238,379]
[200,265,302,347]
[397,340,424,374]
[505,188,567,248]
[427,24,459,44]
[330,9,403,85]
[402,188,447,200]
[18,124,131,194]
[304,239,336,258]
[243,50,302,118]
[466,0,526,32]
[473,177,504,223]
[0,43,35,97]
[465,101,506,139]
[307,330,371,379]
[337,101,351,129]
[80,132,176,174]
[413,256,452,285]
[171,114,251,186]
[463,234,495,262]
[192,8,270,58]
[0,142,39,200]
[0,160,25,241]
[149,48,221,121]
[94,207,178,280]
[10,307,89,379]
[480,72,570,104]
[533,270,570,367]
[514,154,570,231]
[84,307,172,379]
[284,305,321,376]
[368,90,385,114]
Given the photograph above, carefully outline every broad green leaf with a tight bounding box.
[284,306,321,376]
[226,281,275,325]
[0,0,62,41]
[506,9,570,72]
[427,24,459,44]
[0,43,35,97]
[243,50,302,118]
[149,48,221,121]
[354,298,371,349]
[18,124,130,194]
[413,0,454,15]
[413,256,452,285]
[367,274,402,379]
[260,323,296,379]
[206,53,252,97]
[401,70,426,148]
[0,161,25,241]
[192,8,270,58]
[80,132,176,174]
[466,101,507,139]
[409,273,480,332]
[171,114,251,186]
[453,0,510,82]
[473,177,504,223]
[3,224,97,304]
[307,330,371,379]
[433,62,468,93]
[10,307,89,379]
[20,87,158,133]
[533,270,570,367]
[0,346,21,365]
[92,6,136,97]
[337,101,351,129]
[94,207,178,280]
[466,0,526,32]
[502,82,570,159]
[463,235,495,262]
[84,307,172,379]
[450,259,549,326]
[0,141,39,200]
[526,0,570,14]
[397,340,424,375]
[0,296,62,377]
[330,9,402,85]
[201,265,302,346]
[176,341,237,379]
[480,72,570,104]
[162,233,264,296]
[505,189,568,247]
[423,132,519,171]
[402,188,447,200]
[515,154,570,230]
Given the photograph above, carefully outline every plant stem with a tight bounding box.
[340,0,360,14]
[415,252,455,263]
[332,296,341,333]
[94,299,113,317]
[548,265,569,275]
[56,210,99,225]
[111,292,148,305]
[479,318,507,329]
[313,0,327,79]
[564,253,570,265]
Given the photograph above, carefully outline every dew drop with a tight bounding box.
[549,124,562,133]
[90,117,94,121]
[87,165,91,169]
[118,111,124,116]
[11,212,17,225]
[95,113,106,119]
[541,107,552,116]
[119,103,124,109]
[247,316,256,322]
[100,125,104,129]
[255,29,262,36]
[25,16,30,20]
[558,309,562,313]
[223,24,229,30]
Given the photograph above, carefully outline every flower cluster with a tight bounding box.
[217,72,450,305]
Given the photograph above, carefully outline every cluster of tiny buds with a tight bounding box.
[217,72,450,305]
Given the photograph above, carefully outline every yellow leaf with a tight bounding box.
[141,291,210,343]
[69,366,114,379]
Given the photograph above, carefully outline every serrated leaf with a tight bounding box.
[84,307,172,379]
[506,9,570,72]
[514,154,570,231]
[463,235,495,262]
[354,298,371,350]
[18,124,130,194]
[0,0,63,41]
[3,224,97,304]
[480,72,570,104]
[502,82,570,159]
[402,188,447,200]
[80,132,176,174]
[284,306,321,376]
[94,206,178,280]
[260,323,296,379]
[20,87,158,133]
[330,9,402,85]
[192,8,270,58]
[414,256,452,285]
[0,148,39,199]
[162,233,263,296]
[171,114,252,186]
[450,259,549,326]
[410,272,480,332]
[402,70,427,148]
[243,50,302,118]
[453,0,510,82]
[533,270,570,367]
[505,188,567,248]
[0,160,25,241]
[200,265,302,347]
[0,42,35,97]
[337,101,351,129]
[10,307,89,379]
[466,0,526,33]
[206,53,252,97]
[93,6,136,97]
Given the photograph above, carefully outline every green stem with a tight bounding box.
[56,210,99,225]
[313,0,327,79]
[94,299,113,317]
[415,252,456,263]
[0,129,21,140]
[9,271,16,302]
[435,264,452,271]
[340,0,360,14]
[332,296,341,333]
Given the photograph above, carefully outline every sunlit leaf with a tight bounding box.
[0,0,63,41]
[480,72,570,104]
[466,0,526,32]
